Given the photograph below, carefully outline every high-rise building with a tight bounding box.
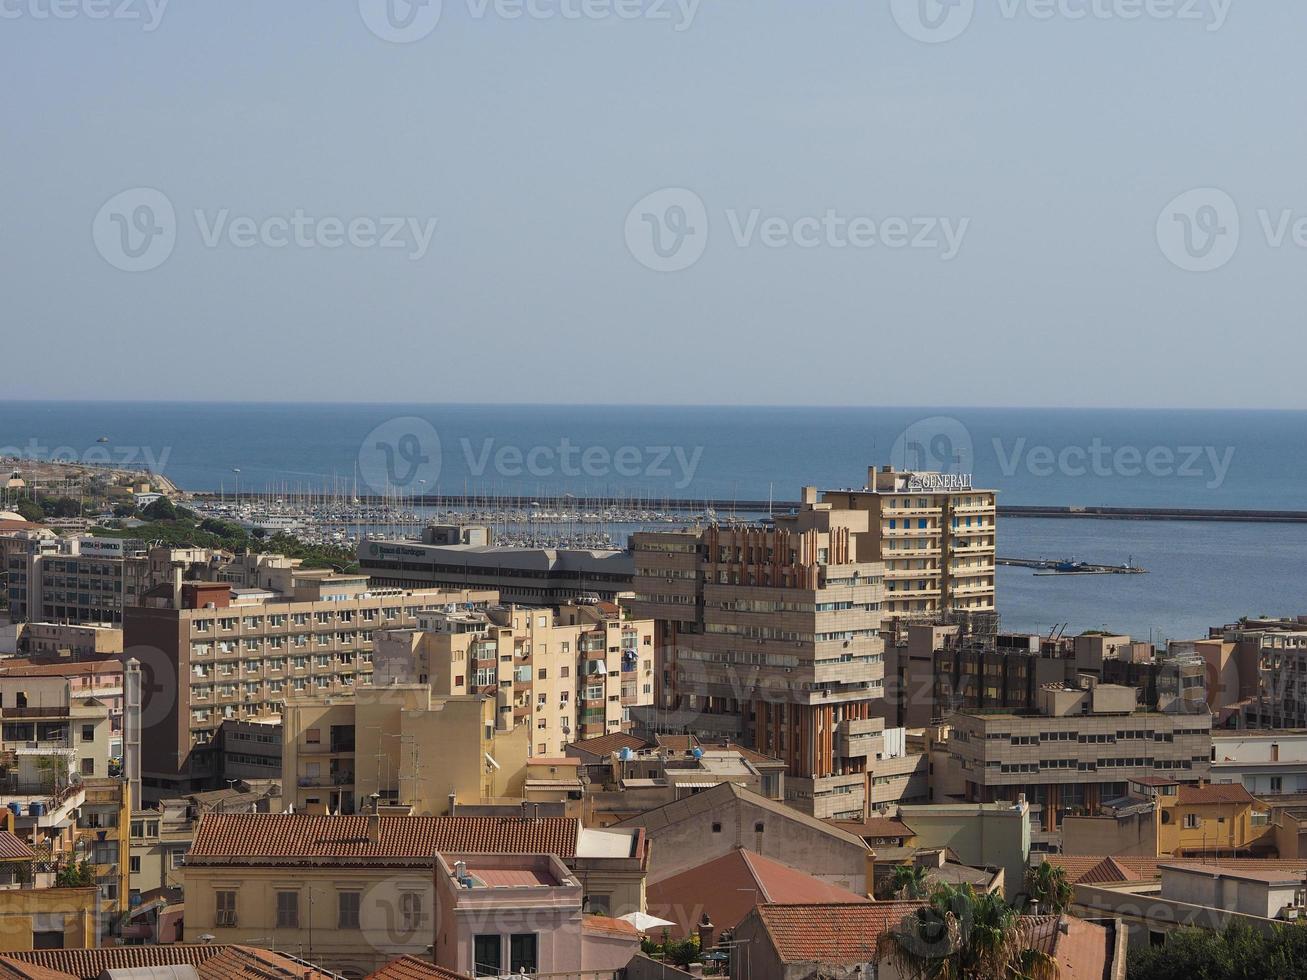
[820,466,996,618]
[628,487,887,820]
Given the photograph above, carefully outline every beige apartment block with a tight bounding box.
[0,662,121,781]
[373,600,656,757]
[629,488,887,820]
[820,465,996,618]
[281,686,530,815]
[125,572,497,798]
[948,681,1213,832]
[17,623,123,660]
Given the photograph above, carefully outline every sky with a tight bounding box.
[3,0,1305,407]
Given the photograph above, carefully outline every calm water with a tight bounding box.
[3,401,1306,641]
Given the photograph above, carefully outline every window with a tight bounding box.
[276,891,298,929]
[711,822,722,833]
[586,894,611,915]
[473,935,501,977]
[217,890,237,927]
[1183,814,1200,829]
[1272,776,1284,792]
[401,892,423,931]
[80,724,94,742]
[80,758,94,776]
[510,934,538,974]
[338,891,361,929]
[754,822,764,833]
[305,728,321,745]
[129,856,140,873]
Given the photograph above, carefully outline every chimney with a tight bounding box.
[172,566,182,609]
[696,913,714,952]
[367,810,380,845]
[801,486,818,506]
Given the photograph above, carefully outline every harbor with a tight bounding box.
[998,556,1148,576]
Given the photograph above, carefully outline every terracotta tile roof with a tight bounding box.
[1022,915,1114,980]
[0,945,333,980]
[752,902,924,963]
[366,956,467,980]
[189,813,579,865]
[1178,783,1257,806]
[566,732,648,758]
[1078,856,1140,885]
[0,832,34,861]
[1043,854,1307,883]
[649,849,868,939]
[582,915,640,938]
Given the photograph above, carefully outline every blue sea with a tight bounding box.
[3,401,1306,642]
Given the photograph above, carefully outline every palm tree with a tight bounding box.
[890,863,931,899]
[1024,862,1073,915]
[877,882,1060,980]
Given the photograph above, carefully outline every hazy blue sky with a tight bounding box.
[4,1,1304,407]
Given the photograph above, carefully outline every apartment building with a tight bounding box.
[281,686,530,815]
[0,661,123,791]
[16,623,122,660]
[1196,616,1307,729]
[1,535,214,627]
[358,526,635,604]
[948,680,1213,831]
[820,465,997,618]
[124,570,497,798]
[629,489,887,820]
[374,600,656,756]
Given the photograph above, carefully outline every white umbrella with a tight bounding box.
[618,911,677,932]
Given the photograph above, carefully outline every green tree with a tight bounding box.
[141,496,178,521]
[54,861,95,888]
[1023,862,1073,915]
[1128,922,1307,980]
[890,863,931,899]
[877,882,1059,980]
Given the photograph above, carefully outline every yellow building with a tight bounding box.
[282,686,530,815]
[1147,779,1274,857]
[184,812,649,977]
[373,600,656,756]
[0,886,98,951]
